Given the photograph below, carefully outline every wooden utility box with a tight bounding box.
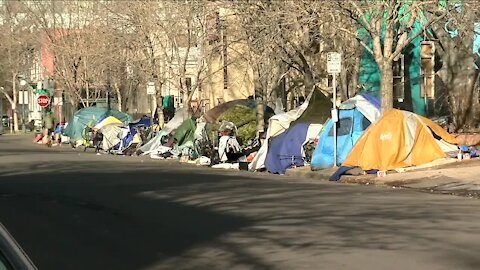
[420,41,435,99]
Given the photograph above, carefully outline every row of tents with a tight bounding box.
[62,90,460,180]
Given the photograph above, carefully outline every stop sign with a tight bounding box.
[37,95,50,108]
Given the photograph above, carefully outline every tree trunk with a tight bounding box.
[0,90,15,133]
[12,74,19,132]
[113,83,123,111]
[254,77,265,134]
[256,94,265,134]
[156,85,164,127]
[380,60,394,113]
[340,65,348,101]
[349,52,361,97]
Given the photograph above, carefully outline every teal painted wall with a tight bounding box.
[358,19,426,116]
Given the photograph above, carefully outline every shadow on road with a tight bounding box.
[1,144,480,269]
[0,164,261,270]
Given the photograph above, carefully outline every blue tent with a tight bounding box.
[265,123,310,174]
[64,107,131,141]
[311,109,370,170]
[311,94,381,170]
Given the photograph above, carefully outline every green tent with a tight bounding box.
[64,107,132,141]
[173,118,196,146]
[291,88,332,126]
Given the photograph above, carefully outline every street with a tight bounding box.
[1,135,480,270]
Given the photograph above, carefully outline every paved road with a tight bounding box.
[1,135,480,270]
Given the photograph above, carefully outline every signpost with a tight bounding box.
[327,52,342,167]
[37,95,50,108]
[146,82,156,95]
[19,91,28,133]
[146,82,156,125]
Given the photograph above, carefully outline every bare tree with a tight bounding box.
[337,0,450,113]
[428,1,480,131]
[0,2,38,132]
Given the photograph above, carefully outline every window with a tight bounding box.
[0,250,13,270]
[361,116,371,131]
[328,117,353,136]
[185,77,192,92]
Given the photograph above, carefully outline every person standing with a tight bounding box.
[42,111,54,146]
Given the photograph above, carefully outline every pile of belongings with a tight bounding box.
[201,99,274,148]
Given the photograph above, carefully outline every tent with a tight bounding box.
[64,107,131,141]
[341,109,458,172]
[122,116,152,148]
[173,118,196,146]
[202,99,253,123]
[98,124,129,151]
[201,99,274,124]
[265,123,322,174]
[93,116,122,130]
[291,88,332,126]
[249,89,331,171]
[311,109,371,170]
[139,108,187,155]
[311,94,381,170]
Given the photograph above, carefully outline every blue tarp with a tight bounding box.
[117,117,152,150]
[265,123,309,174]
[311,109,370,170]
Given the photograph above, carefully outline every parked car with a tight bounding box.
[0,223,37,269]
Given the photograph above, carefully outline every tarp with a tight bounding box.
[129,116,151,129]
[338,93,381,123]
[342,109,458,172]
[249,89,330,171]
[291,89,332,126]
[99,124,128,151]
[311,94,381,169]
[265,123,310,174]
[202,99,274,124]
[173,118,196,146]
[139,108,187,155]
[64,107,131,141]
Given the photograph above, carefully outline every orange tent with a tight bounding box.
[343,109,458,171]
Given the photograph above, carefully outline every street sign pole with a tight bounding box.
[147,82,156,126]
[332,72,337,167]
[327,52,341,167]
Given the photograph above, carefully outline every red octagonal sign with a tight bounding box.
[37,95,50,108]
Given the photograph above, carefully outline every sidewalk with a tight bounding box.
[286,159,480,197]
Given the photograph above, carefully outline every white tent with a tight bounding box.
[249,94,313,171]
[139,108,187,155]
